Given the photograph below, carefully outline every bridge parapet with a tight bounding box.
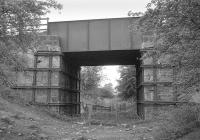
[48,17,143,52]
[37,35,61,52]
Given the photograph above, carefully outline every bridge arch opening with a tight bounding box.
[61,50,141,116]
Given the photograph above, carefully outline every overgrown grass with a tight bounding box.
[152,104,200,140]
[85,110,141,126]
[0,87,76,122]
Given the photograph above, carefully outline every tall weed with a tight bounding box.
[152,104,200,140]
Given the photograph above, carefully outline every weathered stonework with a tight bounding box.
[137,33,176,119]
[14,35,81,115]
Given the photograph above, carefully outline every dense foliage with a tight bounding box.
[81,67,114,99]
[83,87,114,99]
[81,66,103,91]
[103,83,114,95]
[152,104,200,140]
[132,0,200,97]
[116,66,136,100]
[0,0,62,87]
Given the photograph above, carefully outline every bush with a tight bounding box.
[152,104,200,140]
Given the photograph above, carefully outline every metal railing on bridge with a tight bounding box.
[2,17,49,35]
[25,18,49,33]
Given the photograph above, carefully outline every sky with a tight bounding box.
[47,0,150,88]
[47,0,150,22]
[100,66,120,89]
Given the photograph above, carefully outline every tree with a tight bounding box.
[99,88,114,99]
[83,87,114,99]
[131,0,200,97]
[100,83,114,98]
[81,66,103,91]
[103,83,114,93]
[80,67,114,99]
[0,0,62,87]
[116,66,136,100]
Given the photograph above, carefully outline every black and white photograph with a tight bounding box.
[0,0,200,139]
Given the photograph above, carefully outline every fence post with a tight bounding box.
[115,103,119,124]
[88,103,92,125]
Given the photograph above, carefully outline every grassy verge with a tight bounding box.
[152,104,200,140]
[83,110,142,126]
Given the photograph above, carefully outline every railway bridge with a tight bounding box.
[14,17,176,119]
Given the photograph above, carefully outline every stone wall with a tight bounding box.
[138,33,176,119]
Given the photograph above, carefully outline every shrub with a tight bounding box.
[152,104,200,140]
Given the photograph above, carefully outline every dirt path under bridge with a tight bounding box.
[0,96,199,140]
[0,95,155,140]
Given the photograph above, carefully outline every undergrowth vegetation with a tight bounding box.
[91,111,141,124]
[152,104,200,140]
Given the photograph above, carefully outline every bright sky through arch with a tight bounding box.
[47,0,150,88]
[100,66,120,89]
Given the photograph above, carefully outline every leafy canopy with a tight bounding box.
[81,66,103,91]
[0,0,62,86]
[132,0,200,95]
[116,66,136,100]
[83,87,114,99]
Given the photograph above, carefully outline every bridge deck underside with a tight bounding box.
[64,50,141,66]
